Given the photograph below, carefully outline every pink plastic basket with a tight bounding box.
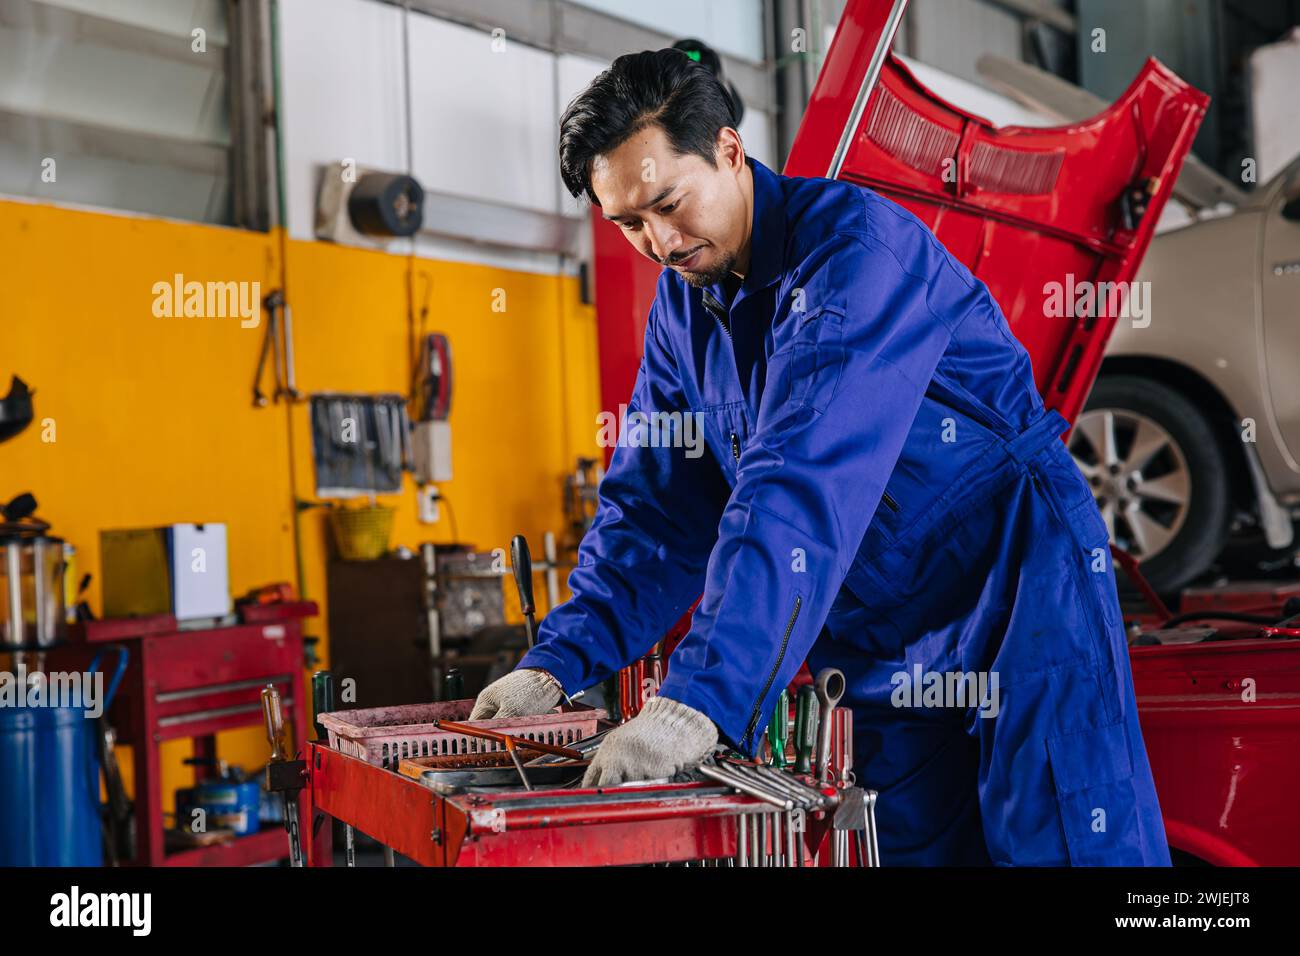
[317,699,606,771]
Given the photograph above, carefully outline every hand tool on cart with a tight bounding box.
[830,706,854,787]
[510,534,538,648]
[310,670,353,864]
[261,684,305,866]
[699,754,836,866]
[814,668,845,784]
[767,689,789,769]
[429,718,584,760]
[429,717,584,791]
[832,786,880,866]
[509,533,575,707]
[793,683,819,775]
[525,727,610,765]
[311,670,334,743]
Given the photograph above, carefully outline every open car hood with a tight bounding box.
[785,0,1208,427]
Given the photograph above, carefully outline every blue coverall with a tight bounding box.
[520,157,1171,866]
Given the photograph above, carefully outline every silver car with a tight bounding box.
[1070,154,1300,592]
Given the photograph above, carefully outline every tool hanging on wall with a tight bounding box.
[309,393,408,496]
[253,290,300,406]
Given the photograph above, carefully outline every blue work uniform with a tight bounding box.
[520,157,1170,866]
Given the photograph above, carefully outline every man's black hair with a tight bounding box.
[558,48,740,206]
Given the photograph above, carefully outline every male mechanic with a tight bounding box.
[471,49,1170,866]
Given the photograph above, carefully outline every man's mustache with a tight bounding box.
[661,245,706,266]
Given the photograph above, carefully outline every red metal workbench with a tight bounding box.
[59,602,316,866]
[302,741,851,867]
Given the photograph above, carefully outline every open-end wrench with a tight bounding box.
[865,789,880,866]
[785,809,796,866]
[698,763,792,810]
[750,763,828,808]
[730,763,822,813]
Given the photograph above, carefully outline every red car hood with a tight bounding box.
[785,0,1208,427]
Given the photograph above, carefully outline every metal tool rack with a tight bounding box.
[301,739,876,867]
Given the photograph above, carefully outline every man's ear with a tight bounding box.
[715,127,746,174]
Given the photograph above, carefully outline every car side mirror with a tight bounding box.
[1283,195,1300,222]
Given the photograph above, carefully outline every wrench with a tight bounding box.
[252,310,275,407]
[814,668,845,784]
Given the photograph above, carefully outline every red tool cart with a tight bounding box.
[58,601,316,866]
[299,699,867,867]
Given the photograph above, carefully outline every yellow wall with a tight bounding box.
[0,197,602,826]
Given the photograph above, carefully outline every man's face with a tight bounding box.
[592,124,750,288]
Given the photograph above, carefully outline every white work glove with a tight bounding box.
[582,695,718,787]
[469,668,563,720]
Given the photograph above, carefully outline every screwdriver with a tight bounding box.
[793,684,819,775]
[260,685,302,867]
[767,689,790,769]
[510,534,537,649]
[310,670,334,742]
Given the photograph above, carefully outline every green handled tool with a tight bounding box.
[793,684,820,775]
[311,670,334,742]
[768,689,790,769]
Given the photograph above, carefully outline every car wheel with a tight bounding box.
[1070,375,1231,594]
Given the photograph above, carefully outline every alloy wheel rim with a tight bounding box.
[1069,408,1192,561]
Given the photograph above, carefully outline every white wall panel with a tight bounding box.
[278,0,408,240]
[556,51,607,215]
[568,0,765,62]
[278,0,774,269]
[407,15,558,213]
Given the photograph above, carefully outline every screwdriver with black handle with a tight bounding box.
[509,533,573,707]
[510,534,537,649]
[793,684,820,775]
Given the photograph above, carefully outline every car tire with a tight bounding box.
[1072,375,1232,594]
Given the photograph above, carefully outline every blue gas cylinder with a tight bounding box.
[0,647,127,866]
